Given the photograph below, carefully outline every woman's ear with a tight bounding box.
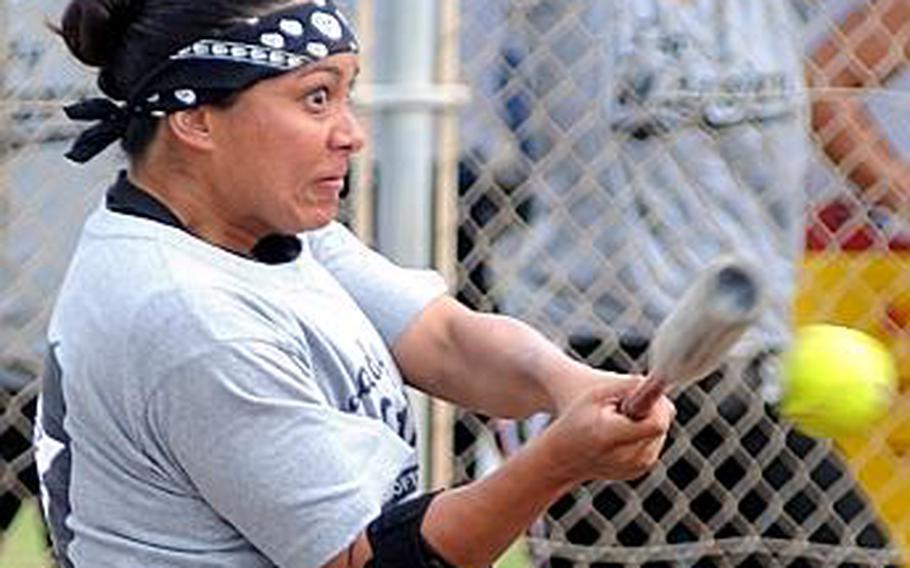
[166,107,216,152]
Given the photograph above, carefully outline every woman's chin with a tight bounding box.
[294,206,339,232]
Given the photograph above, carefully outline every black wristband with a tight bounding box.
[365,490,456,568]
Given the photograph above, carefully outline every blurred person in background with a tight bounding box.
[459,0,909,565]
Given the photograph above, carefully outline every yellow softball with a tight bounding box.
[780,324,898,438]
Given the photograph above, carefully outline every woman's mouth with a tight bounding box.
[313,177,345,193]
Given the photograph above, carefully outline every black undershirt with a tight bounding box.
[105,172,302,264]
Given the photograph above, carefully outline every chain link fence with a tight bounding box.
[0,1,111,563]
[453,0,910,567]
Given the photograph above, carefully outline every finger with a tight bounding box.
[597,403,670,446]
[586,378,645,406]
[592,372,646,395]
[624,393,676,430]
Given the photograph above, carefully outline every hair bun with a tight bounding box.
[61,0,140,67]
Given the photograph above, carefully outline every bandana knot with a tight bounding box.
[63,98,132,163]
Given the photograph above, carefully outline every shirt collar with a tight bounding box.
[105,172,302,264]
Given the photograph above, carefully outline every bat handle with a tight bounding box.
[620,376,668,421]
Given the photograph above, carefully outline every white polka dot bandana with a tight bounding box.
[64,0,358,163]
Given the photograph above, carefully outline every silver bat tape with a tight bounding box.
[620,256,767,420]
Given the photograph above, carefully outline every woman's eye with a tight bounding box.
[305,87,330,109]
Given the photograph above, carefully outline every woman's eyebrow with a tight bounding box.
[293,63,361,81]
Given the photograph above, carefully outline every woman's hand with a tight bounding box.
[537,378,675,484]
[547,365,641,417]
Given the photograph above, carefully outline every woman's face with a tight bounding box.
[205,53,364,239]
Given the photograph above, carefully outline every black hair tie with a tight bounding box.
[63,98,131,163]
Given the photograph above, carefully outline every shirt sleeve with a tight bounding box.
[144,338,414,568]
[305,222,448,345]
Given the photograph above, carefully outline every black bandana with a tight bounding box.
[65,0,359,163]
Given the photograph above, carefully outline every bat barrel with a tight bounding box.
[619,255,767,420]
[709,262,763,321]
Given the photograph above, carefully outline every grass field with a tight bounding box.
[0,499,51,568]
[496,540,532,568]
[0,499,530,568]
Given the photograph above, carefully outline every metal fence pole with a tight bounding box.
[370,0,469,490]
[373,1,437,262]
[372,0,439,491]
[429,0,461,491]
[350,0,375,242]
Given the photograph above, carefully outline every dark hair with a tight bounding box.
[59,0,295,158]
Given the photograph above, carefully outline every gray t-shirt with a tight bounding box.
[483,0,812,357]
[34,205,446,567]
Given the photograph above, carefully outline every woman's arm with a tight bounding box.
[323,379,674,568]
[391,296,618,418]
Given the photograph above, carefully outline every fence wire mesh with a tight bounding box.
[453,0,910,567]
[0,2,108,562]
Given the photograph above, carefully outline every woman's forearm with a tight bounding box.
[394,297,603,419]
[323,378,674,568]
[441,309,599,417]
[421,433,575,568]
